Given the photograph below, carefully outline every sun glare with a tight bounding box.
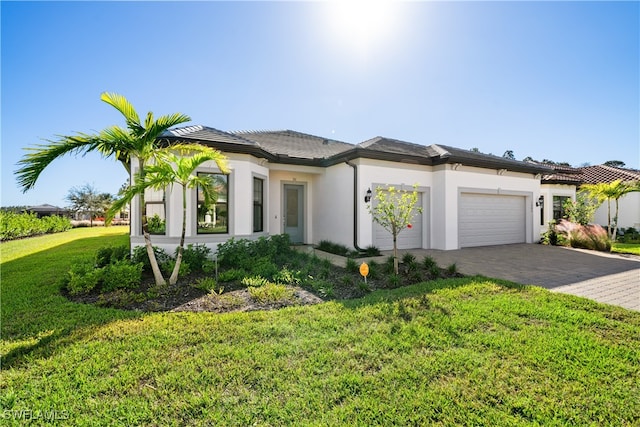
[324,0,401,59]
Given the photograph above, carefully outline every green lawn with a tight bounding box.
[611,242,640,256]
[2,228,639,425]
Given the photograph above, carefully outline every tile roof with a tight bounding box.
[162,125,258,146]
[541,164,640,185]
[233,130,353,159]
[577,165,640,184]
[160,124,548,173]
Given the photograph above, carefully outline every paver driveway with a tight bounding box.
[388,244,640,311]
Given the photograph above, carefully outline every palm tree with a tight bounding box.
[15,93,192,285]
[581,179,640,240]
[108,147,229,285]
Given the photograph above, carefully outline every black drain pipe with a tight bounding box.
[346,161,364,252]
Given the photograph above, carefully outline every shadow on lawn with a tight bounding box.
[1,233,142,369]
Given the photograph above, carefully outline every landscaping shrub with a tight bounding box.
[363,245,381,256]
[101,261,144,292]
[95,245,130,268]
[251,257,280,280]
[131,245,171,272]
[161,260,191,278]
[248,282,294,304]
[217,235,294,270]
[65,259,102,295]
[241,276,270,287]
[309,280,334,298]
[555,220,611,252]
[191,277,221,293]
[0,212,71,241]
[423,256,437,269]
[345,258,359,273]
[316,240,352,257]
[179,244,211,272]
[273,267,302,285]
[619,227,640,243]
[447,263,458,275]
[218,269,247,283]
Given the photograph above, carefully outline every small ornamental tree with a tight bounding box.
[562,191,599,226]
[367,184,422,274]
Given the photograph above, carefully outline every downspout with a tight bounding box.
[346,161,364,252]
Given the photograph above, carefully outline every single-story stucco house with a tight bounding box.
[130,126,557,254]
[540,163,640,232]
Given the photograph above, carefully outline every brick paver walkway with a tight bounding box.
[385,244,640,312]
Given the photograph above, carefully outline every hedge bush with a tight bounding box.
[0,212,72,241]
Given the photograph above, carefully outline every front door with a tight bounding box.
[283,184,304,243]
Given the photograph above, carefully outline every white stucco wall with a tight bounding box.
[129,152,546,254]
[593,192,640,231]
[356,158,434,250]
[267,166,322,244]
[540,184,575,232]
[313,163,354,248]
[437,165,540,249]
[130,153,270,255]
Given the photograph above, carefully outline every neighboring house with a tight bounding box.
[540,164,640,231]
[129,126,550,253]
[579,165,640,230]
[23,204,69,218]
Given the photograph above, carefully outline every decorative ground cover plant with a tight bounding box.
[58,234,461,312]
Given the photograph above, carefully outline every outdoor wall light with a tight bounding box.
[536,195,544,208]
[364,188,372,203]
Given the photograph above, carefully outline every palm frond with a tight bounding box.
[145,113,191,139]
[15,134,107,191]
[100,93,142,134]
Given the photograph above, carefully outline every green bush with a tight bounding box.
[131,245,171,272]
[251,257,279,280]
[218,269,247,283]
[248,282,294,304]
[66,259,102,295]
[345,258,359,273]
[102,261,143,292]
[309,279,334,298]
[0,212,71,241]
[95,245,130,268]
[317,240,352,257]
[273,267,302,285]
[161,260,191,278]
[191,277,221,293]
[363,245,381,256]
[147,214,165,234]
[217,235,294,270]
[447,263,458,275]
[422,256,437,269]
[178,244,211,272]
[241,276,270,288]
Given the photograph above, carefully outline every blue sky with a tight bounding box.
[2,1,638,208]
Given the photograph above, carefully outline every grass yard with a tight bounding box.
[611,242,640,256]
[2,228,639,425]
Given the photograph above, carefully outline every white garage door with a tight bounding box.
[459,193,525,248]
[373,193,423,250]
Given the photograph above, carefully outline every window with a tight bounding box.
[197,173,228,234]
[253,177,264,232]
[145,188,165,235]
[553,196,570,220]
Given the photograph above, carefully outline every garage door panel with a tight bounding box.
[459,193,525,247]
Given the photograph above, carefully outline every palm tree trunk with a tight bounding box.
[612,198,620,241]
[607,199,612,239]
[138,164,166,286]
[169,184,188,285]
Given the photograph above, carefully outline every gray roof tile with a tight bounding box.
[233,130,353,159]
